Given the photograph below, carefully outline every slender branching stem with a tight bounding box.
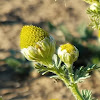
[67,64,74,83]
[56,70,84,100]
[69,83,84,100]
[67,64,84,100]
[49,64,84,100]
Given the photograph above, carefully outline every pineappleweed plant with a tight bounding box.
[20,25,99,100]
[83,0,100,41]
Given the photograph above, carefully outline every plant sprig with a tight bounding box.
[74,64,99,83]
[20,25,100,100]
[84,0,100,30]
[87,7,100,29]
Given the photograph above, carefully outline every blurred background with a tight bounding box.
[0,0,100,100]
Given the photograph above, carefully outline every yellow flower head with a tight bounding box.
[60,43,76,53]
[20,25,55,66]
[58,43,79,66]
[20,25,49,49]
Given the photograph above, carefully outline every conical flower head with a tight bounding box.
[20,25,55,66]
[58,43,79,66]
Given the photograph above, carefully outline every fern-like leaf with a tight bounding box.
[82,90,97,100]
[74,64,99,83]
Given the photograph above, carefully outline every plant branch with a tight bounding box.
[49,64,84,100]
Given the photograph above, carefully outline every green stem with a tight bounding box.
[48,64,84,100]
[55,71,70,86]
[69,84,84,100]
[53,70,83,100]
[67,64,84,100]
[67,64,74,83]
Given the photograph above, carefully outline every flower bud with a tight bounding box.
[20,25,55,66]
[58,43,79,66]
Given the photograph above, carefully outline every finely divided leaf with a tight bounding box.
[82,90,97,100]
[74,64,99,83]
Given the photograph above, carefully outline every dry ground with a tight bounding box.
[0,65,100,100]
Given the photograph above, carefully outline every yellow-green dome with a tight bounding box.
[58,43,79,65]
[20,25,49,49]
[60,43,75,53]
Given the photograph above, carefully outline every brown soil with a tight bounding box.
[0,0,100,100]
[0,65,100,100]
